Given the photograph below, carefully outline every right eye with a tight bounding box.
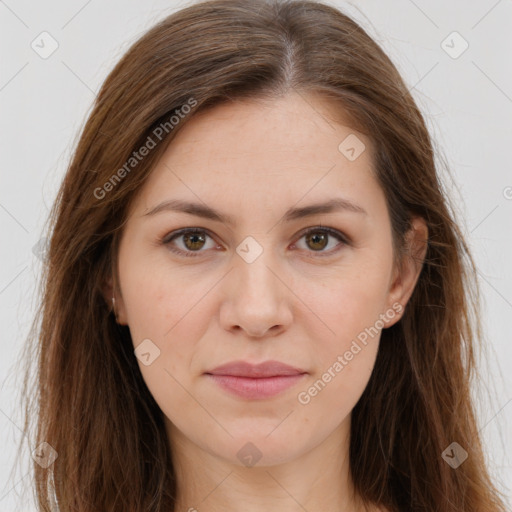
[162,228,219,257]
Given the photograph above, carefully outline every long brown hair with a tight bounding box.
[16,0,507,510]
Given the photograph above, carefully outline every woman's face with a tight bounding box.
[111,92,422,467]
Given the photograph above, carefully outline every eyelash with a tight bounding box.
[160,225,349,259]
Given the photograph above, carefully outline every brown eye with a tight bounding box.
[294,227,347,256]
[162,226,347,259]
[163,228,217,257]
[305,231,329,251]
[182,231,206,251]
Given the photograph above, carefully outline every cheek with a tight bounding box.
[295,253,392,390]
[294,280,385,422]
[124,271,209,424]
[295,347,377,442]
[118,245,189,338]
[304,283,383,383]
[119,255,213,381]
[301,257,392,341]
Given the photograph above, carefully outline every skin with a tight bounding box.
[103,91,427,512]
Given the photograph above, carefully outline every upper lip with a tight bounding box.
[205,360,308,378]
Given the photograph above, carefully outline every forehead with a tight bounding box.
[162,91,369,163]
[131,92,382,220]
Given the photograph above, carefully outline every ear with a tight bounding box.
[383,216,428,328]
[101,274,129,325]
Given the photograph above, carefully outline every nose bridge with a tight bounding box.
[221,233,292,337]
[235,234,281,302]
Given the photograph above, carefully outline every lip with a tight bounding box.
[204,360,308,400]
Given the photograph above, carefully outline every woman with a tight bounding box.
[19,0,508,510]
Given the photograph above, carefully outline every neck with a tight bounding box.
[167,417,371,512]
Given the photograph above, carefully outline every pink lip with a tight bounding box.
[204,360,308,400]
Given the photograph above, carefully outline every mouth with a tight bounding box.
[204,360,308,400]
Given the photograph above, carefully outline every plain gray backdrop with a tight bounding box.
[1,0,511,509]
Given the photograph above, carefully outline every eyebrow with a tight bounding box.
[142,197,367,225]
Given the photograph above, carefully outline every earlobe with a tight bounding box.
[384,216,428,328]
[101,275,115,310]
[101,275,128,325]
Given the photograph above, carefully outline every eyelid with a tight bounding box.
[161,227,215,245]
[294,225,349,245]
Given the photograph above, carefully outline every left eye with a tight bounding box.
[162,226,347,258]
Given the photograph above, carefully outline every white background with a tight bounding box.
[1,0,511,509]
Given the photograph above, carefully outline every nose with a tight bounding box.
[219,246,293,339]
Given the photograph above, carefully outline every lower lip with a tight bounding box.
[205,373,307,400]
